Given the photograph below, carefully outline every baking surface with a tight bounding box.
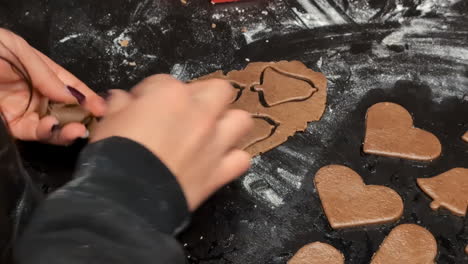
[1,0,468,263]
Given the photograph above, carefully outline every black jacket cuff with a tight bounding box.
[73,136,190,235]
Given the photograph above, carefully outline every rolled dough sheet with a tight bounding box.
[314,165,403,229]
[196,61,327,156]
[370,224,437,264]
[288,242,344,264]
[237,116,276,149]
[363,102,441,161]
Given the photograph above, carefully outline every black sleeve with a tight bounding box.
[14,137,190,264]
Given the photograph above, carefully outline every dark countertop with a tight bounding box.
[1,0,468,263]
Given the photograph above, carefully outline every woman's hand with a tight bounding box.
[0,28,106,145]
[92,75,253,211]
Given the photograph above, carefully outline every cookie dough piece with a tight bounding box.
[371,224,437,264]
[363,102,441,161]
[314,165,403,229]
[237,116,276,149]
[463,131,468,142]
[252,66,317,106]
[196,61,327,156]
[417,167,468,216]
[47,103,94,126]
[288,242,344,264]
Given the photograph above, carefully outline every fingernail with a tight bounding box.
[66,85,86,104]
[80,129,90,139]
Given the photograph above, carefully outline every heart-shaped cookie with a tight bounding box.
[363,102,442,161]
[288,242,344,264]
[314,165,404,229]
[417,167,468,216]
[370,224,437,264]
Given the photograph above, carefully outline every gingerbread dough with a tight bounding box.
[370,224,437,264]
[314,165,403,229]
[417,167,468,216]
[363,102,441,161]
[237,116,277,149]
[288,242,344,264]
[463,131,468,142]
[252,66,317,106]
[197,61,327,156]
[47,103,94,126]
[38,97,96,131]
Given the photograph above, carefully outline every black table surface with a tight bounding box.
[1,0,468,263]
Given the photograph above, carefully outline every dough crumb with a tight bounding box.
[118,39,129,47]
[181,0,187,4]
[211,23,217,29]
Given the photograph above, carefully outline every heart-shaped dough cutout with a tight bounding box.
[417,167,468,216]
[314,165,403,229]
[363,102,441,161]
[288,242,344,264]
[463,131,468,142]
[371,224,437,264]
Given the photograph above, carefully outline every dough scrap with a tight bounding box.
[363,102,441,161]
[417,167,468,216]
[288,242,344,264]
[47,103,94,126]
[197,61,327,156]
[38,96,96,130]
[370,224,437,264]
[462,131,468,142]
[314,165,403,229]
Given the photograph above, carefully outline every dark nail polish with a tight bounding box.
[51,124,61,133]
[101,90,113,101]
[66,85,86,104]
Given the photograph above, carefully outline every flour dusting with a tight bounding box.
[58,33,82,43]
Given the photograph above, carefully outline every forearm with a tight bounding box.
[15,137,190,264]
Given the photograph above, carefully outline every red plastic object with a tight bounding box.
[211,0,242,3]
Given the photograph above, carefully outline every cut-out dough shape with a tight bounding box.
[196,61,327,156]
[38,97,96,129]
[252,66,318,106]
[463,131,468,142]
[364,102,442,161]
[314,165,403,229]
[237,116,278,149]
[370,224,437,264]
[288,242,344,264]
[417,167,468,216]
[47,103,94,126]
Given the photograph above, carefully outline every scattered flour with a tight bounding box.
[58,33,83,43]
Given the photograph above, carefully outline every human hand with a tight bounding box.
[91,75,253,211]
[0,28,106,145]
